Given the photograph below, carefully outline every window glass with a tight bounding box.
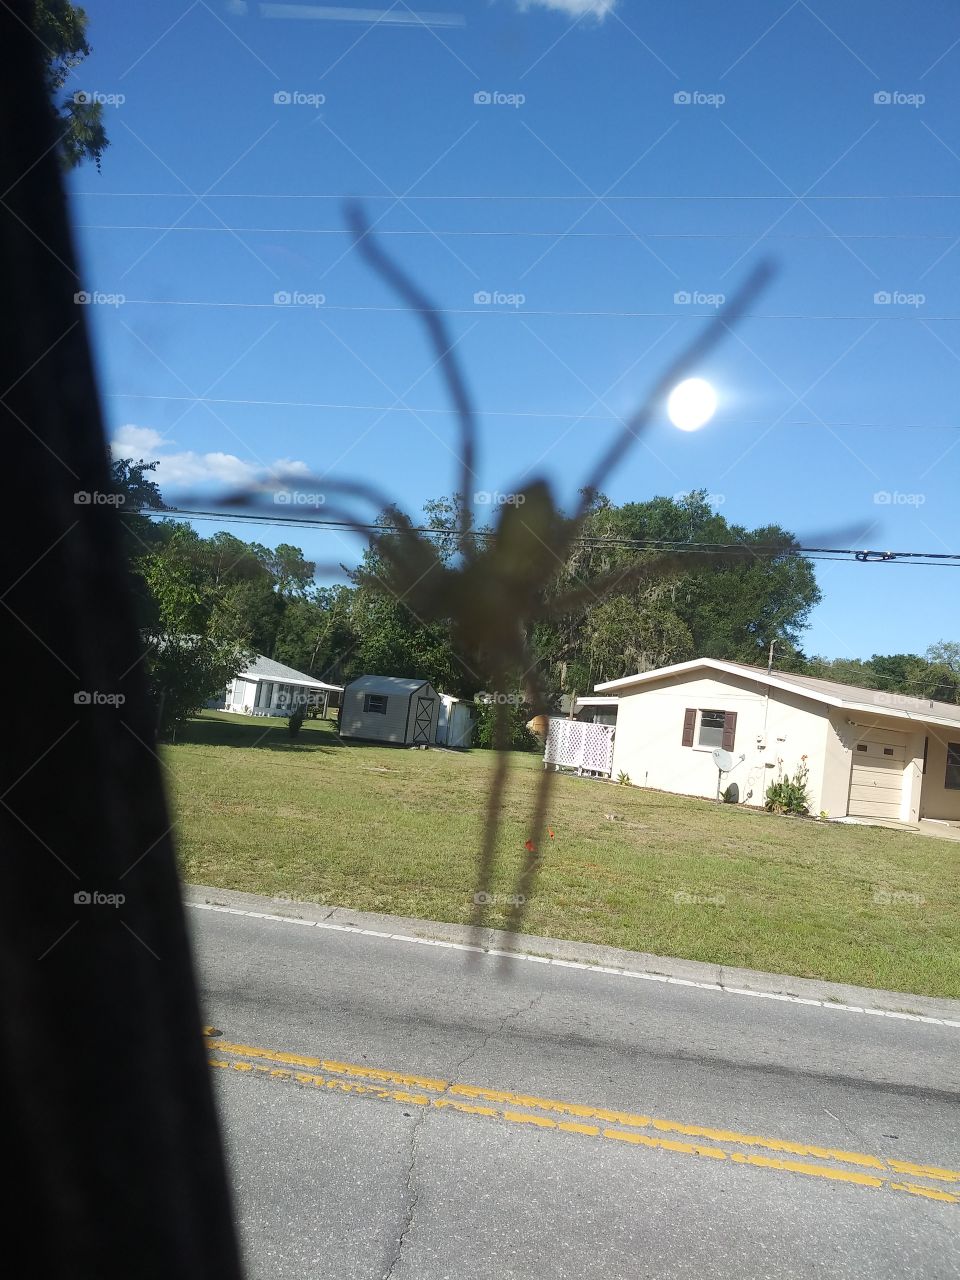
[946,743,960,790]
[364,694,388,715]
[697,709,726,749]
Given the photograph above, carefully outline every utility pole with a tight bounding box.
[767,638,776,674]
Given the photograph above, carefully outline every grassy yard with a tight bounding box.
[168,711,960,998]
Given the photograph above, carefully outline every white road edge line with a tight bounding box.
[187,902,960,1029]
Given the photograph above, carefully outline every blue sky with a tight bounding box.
[66,0,960,660]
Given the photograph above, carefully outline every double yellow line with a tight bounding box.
[205,1029,960,1206]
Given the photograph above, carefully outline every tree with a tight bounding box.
[32,1,109,169]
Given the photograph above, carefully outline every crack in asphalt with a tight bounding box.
[381,991,545,1278]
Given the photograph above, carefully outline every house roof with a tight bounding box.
[239,654,343,691]
[575,696,619,707]
[595,658,960,731]
[345,675,434,696]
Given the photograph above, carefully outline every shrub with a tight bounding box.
[765,756,811,816]
[287,707,305,738]
[473,701,540,751]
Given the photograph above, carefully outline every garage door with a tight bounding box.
[848,729,907,820]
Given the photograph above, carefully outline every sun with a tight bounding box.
[667,377,718,432]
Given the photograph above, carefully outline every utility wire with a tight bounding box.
[131,507,960,565]
[105,392,960,430]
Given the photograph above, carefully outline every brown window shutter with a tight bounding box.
[681,707,696,747]
[722,711,737,751]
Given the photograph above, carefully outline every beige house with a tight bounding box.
[595,658,960,825]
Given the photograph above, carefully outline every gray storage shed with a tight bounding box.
[339,676,440,745]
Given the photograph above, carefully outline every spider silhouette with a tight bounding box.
[216,204,775,957]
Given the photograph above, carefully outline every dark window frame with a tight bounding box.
[364,693,388,715]
[945,742,960,791]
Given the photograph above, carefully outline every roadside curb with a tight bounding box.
[183,883,960,1024]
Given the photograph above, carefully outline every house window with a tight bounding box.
[945,743,960,790]
[364,694,388,715]
[697,709,727,749]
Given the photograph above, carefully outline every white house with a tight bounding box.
[224,655,343,718]
[339,676,440,745]
[596,658,960,825]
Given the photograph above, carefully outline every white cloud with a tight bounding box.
[109,425,311,494]
[518,0,617,18]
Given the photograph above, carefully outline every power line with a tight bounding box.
[133,507,960,566]
[76,223,960,241]
[105,392,960,430]
[74,191,960,201]
[96,298,960,321]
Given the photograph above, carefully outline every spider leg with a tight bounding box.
[469,694,511,952]
[575,260,774,522]
[497,655,554,967]
[345,201,479,560]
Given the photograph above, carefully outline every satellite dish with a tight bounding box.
[712,748,734,773]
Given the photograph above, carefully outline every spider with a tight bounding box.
[218,203,774,959]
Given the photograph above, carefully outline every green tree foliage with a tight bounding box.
[32,1,109,169]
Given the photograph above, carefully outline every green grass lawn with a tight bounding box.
[168,710,960,998]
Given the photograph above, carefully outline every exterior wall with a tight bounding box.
[610,672,832,809]
[920,730,960,820]
[340,683,422,743]
[825,709,926,823]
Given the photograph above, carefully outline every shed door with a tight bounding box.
[412,696,435,744]
[848,728,907,820]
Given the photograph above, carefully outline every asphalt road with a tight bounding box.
[188,898,960,1280]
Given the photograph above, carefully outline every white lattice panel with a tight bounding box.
[544,718,614,776]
